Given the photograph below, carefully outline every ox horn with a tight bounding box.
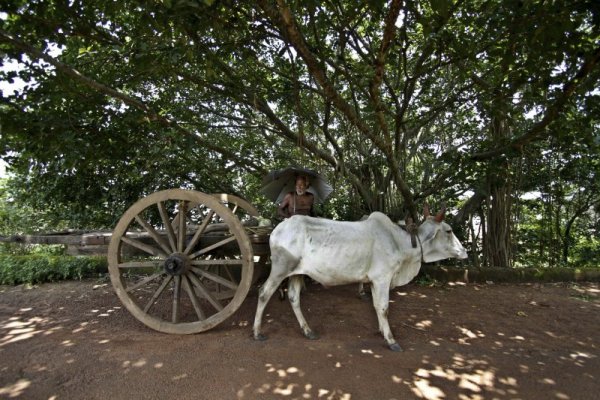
[435,203,447,222]
[423,203,431,218]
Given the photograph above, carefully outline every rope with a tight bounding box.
[244,226,273,236]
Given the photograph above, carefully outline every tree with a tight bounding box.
[1,0,598,266]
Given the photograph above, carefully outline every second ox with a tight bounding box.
[253,206,468,351]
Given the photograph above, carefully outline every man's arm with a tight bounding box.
[278,193,292,218]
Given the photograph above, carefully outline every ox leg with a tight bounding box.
[287,275,319,340]
[253,274,287,341]
[371,283,402,352]
[358,282,370,300]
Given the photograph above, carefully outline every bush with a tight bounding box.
[0,242,68,256]
[0,255,108,285]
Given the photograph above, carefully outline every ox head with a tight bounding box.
[418,204,468,263]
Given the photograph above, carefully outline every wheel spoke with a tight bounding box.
[184,210,215,255]
[191,267,239,290]
[182,274,206,320]
[188,272,224,312]
[118,260,163,269]
[134,215,172,255]
[189,235,236,259]
[223,265,235,281]
[121,236,167,258]
[143,275,173,313]
[191,259,243,266]
[125,272,164,293]
[158,201,178,253]
[172,275,182,323]
[177,201,188,253]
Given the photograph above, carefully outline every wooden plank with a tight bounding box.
[0,234,83,245]
[82,233,112,245]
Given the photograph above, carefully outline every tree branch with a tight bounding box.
[368,0,402,147]
[471,45,600,161]
[0,28,265,174]
[256,0,420,217]
[256,0,389,152]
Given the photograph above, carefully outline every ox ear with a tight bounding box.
[434,203,447,223]
[423,203,431,218]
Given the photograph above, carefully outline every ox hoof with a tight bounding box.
[358,292,371,301]
[254,333,268,341]
[388,343,403,352]
[305,331,319,340]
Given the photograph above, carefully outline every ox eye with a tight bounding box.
[445,229,452,234]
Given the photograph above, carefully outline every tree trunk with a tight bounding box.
[483,111,514,268]
[468,213,481,269]
[563,215,575,264]
[480,207,488,267]
[562,203,593,264]
[484,179,513,268]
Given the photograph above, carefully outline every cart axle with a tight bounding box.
[164,253,191,276]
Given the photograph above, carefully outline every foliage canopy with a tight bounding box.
[1,0,599,266]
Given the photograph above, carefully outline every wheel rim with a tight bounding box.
[211,193,260,219]
[108,189,254,334]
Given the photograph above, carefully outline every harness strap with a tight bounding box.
[398,221,425,261]
[401,223,426,261]
[400,222,419,249]
[416,231,425,263]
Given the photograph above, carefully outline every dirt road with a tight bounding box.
[0,280,598,399]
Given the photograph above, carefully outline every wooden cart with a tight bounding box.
[107,189,272,334]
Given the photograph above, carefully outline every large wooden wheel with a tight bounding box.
[108,189,254,334]
[211,193,268,281]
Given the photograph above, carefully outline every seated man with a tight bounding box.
[277,175,315,218]
[276,174,316,299]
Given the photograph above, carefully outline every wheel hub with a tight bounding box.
[164,253,191,276]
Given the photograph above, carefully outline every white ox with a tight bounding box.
[253,206,468,351]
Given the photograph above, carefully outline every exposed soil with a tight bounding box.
[0,279,598,400]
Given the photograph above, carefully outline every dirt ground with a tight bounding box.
[0,279,598,400]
